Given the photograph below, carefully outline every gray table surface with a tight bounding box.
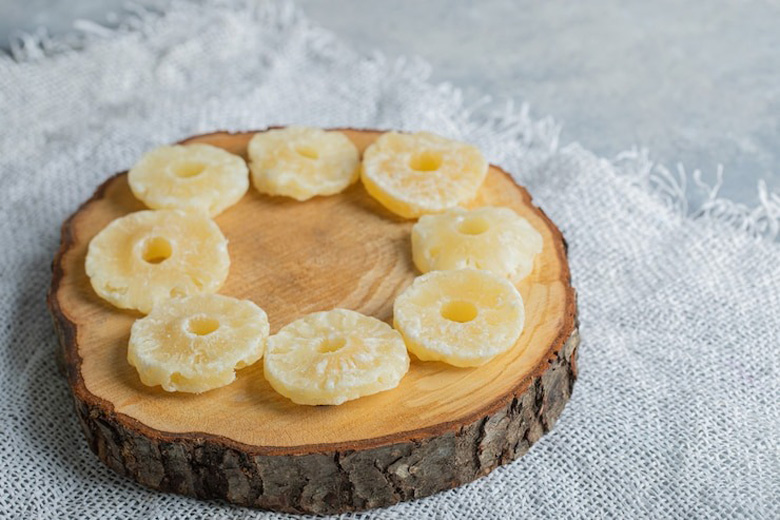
[2,0,778,207]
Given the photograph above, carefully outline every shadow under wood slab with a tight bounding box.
[47,128,580,514]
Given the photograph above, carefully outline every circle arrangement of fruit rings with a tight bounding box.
[83,126,545,401]
[50,127,578,514]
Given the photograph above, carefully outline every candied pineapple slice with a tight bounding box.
[412,206,543,281]
[248,126,360,201]
[393,269,525,367]
[361,131,488,218]
[264,309,410,405]
[128,294,269,393]
[85,210,230,314]
[128,143,249,217]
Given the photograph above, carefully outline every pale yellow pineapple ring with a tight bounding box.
[412,206,544,282]
[393,269,525,367]
[128,294,269,393]
[129,143,249,217]
[248,126,360,201]
[361,131,488,218]
[264,309,410,405]
[85,209,229,314]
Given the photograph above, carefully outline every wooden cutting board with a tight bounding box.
[48,128,579,514]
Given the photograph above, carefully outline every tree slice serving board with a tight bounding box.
[48,128,579,514]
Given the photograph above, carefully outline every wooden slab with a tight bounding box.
[48,128,579,514]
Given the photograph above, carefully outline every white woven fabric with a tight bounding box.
[1,1,778,518]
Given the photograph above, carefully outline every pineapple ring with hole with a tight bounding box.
[264,309,410,405]
[248,126,360,201]
[393,269,525,367]
[128,143,249,217]
[128,294,269,393]
[412,206,543,282]
[361,131,488,219]
[85,210,230,314]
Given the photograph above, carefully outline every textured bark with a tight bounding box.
[54,309,578,514]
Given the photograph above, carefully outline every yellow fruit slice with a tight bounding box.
[248,126,360,201]
[393,269,525,367]
[128,144,249,217]
[128,294,269,393]
[264,309,410,405]
[85,210,230,314]
[412,206,543,282]
[361,131,488,218]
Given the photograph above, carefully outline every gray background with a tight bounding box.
[2,0,778,206]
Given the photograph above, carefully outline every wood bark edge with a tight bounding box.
[47,128,580,514]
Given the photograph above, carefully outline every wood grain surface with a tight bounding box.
[48,128,579,513]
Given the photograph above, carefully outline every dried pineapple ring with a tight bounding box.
[393,269,525,367]
[361,131,488,218]
[128,144,249,217]
[264,309,410,405]
[85,210,230,314]
[128,294,269,393]
[412,206,543,282]
[248,126,360,201]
